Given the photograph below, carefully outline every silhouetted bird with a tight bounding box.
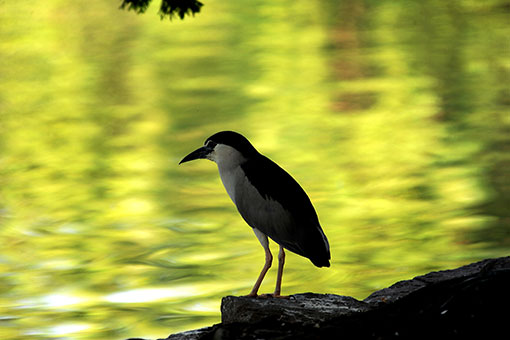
[180,131,330,297]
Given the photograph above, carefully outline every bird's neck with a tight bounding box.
[216,157,249,205]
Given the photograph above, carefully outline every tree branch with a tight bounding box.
[120,0,204,20]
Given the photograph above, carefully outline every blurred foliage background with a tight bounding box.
[0,0,509,339]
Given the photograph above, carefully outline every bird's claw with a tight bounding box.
[254,293,289,299]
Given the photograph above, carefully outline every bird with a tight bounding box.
[179,131,330,297]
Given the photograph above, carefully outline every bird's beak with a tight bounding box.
[179,146,213,164]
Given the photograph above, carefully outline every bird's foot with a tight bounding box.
[257,293,272,299]
[256,293,289,299]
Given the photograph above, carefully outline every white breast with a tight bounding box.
[218,164,244,204]
[210,144,247,204]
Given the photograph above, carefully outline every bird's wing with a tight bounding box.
[236,155,330,267]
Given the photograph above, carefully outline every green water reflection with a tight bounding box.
[1,0,509,339]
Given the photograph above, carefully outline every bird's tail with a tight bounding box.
[301,224,331,268]
[309,242,330,267]
[311,255,330,268]
[276,223,331,268]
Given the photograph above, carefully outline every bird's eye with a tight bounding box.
[206,140,217,148]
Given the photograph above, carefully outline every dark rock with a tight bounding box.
[221,293,370,325]
[164,326,214,340]
[155,256,510,340]
[364,256,510,305]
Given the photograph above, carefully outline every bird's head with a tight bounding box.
[179,131,259,166]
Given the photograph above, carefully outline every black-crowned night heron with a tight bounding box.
[179,131,330,297]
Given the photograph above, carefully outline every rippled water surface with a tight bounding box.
[1,1,509,339]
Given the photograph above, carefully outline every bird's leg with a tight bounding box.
[246,228,273,297]
[272,245,288,298]
[247,246,272,297]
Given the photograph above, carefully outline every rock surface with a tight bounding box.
[221,293,370,325]
[140,256,510,340]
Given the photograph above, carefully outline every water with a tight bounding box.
[0,0,509,339]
